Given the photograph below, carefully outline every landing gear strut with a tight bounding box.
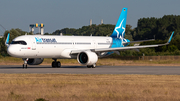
[52,58,61,68]
[23,58,28,69]
[87,64,96,68]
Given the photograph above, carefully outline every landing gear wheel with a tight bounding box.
[87,65,92,68]
[22,64,27,69]
[23,58,28,69]
[57,61,61,68]
[51,59,61,68]
[52,61,56,68]
[87,64,96,68]
[92,64,96,68]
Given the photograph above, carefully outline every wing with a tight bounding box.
[71,31,174,54]
[94,43,168,52]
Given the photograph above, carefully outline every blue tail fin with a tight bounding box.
[5,33,10,47]
[110,8,128,38]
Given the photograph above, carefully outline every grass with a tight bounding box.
[0,74,180,101]
[1,56,180,66]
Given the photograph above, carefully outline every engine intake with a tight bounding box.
[77,51,98,65]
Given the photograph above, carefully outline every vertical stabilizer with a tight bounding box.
[110,8,128,38]
[5,33,10,47]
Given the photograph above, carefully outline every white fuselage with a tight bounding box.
[7,35,121,59]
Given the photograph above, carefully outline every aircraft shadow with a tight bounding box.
[0,65,98,69]
[0,66,51,69]
[61,66,100,68]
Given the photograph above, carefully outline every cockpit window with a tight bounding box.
[11,41,27,45]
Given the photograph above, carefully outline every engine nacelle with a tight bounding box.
[77,51,98,65]
[22,58,44,65]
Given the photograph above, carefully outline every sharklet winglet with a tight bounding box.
[5,33,10,47]
[168,31,174,43]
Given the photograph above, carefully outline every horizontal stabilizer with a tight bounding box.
[123,39,155,45]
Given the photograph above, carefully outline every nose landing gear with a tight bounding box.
[23,58,28,69]
[52,59,61,68]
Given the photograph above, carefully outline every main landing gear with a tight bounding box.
[23,58,28,69]
[87,64,96,68]
[52,59,61,68]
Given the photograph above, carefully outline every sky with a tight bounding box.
[0,0,180,35]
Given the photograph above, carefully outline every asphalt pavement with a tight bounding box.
[0,65,179,75]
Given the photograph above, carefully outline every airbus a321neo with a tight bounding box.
[5,8,174,68]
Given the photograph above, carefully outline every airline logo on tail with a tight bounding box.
[115,19,125,38]
[110,8,127,39]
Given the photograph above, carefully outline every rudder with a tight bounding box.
[110,8,128,38]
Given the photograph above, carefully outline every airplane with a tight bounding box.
[5,8,174,68]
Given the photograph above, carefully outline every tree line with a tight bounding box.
[1,15,180,57]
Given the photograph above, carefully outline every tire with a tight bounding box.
[57,61,61,68]
[92,64,96,68]
[52,61,56,67]
[87,65,92,68]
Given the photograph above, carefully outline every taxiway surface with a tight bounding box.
[0,65,179,75]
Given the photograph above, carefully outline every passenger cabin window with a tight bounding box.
[11,41,27,45]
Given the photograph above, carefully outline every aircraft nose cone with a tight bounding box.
[7,46,16,56]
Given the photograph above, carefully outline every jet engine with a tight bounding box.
[77,51,98,65]
[23,58,44,65]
